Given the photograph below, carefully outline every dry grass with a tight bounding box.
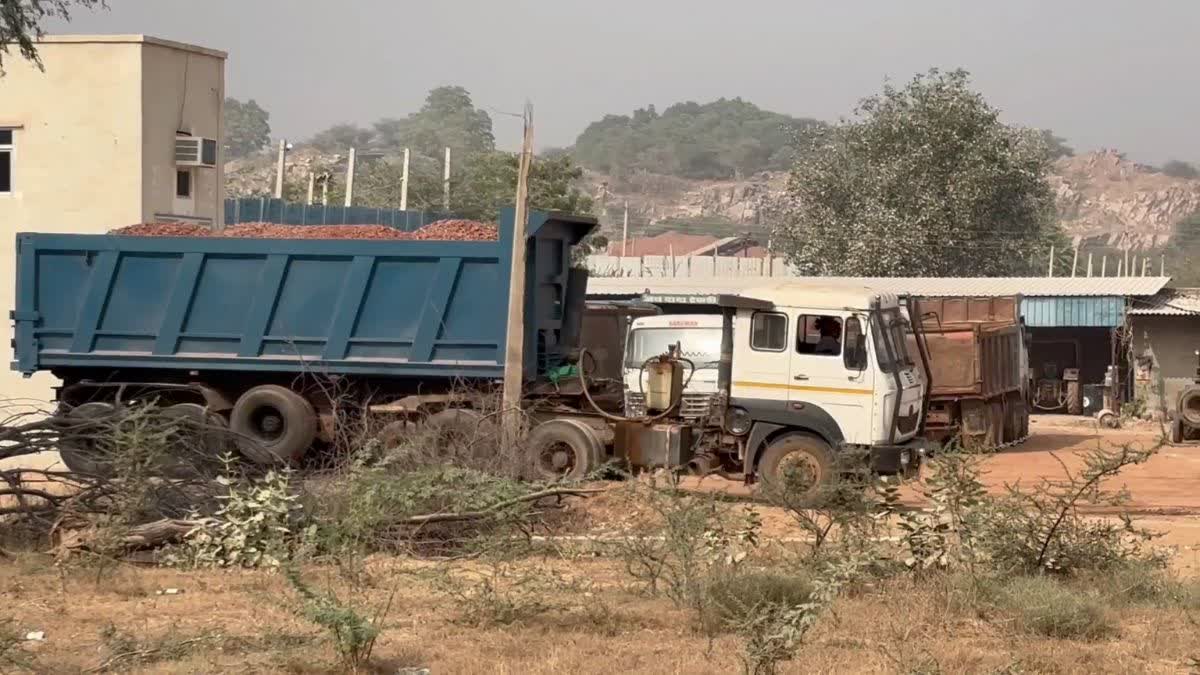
[2,551,1198,675]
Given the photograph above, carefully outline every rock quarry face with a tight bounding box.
[225,149,1200,249]
[1048,149,1200,249]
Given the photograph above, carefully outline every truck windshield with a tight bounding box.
[873,310,913,372]
[626,328,723,369]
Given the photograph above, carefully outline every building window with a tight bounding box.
[750,312,787,352]
[175,169,192,198]
[0,129,12,194]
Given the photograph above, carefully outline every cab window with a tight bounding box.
[796,315,842,356]
[750,312,787,351]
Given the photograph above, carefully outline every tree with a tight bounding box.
[224,98,271,158]
[350,151,593,223]
[573,98,822,180]
[308,123,374,153]
[0,0,104,72]
[772,69,1060,277]
[370,86,495,158]
[1161,159,1199,180]
[1036,129,1075,161]
[1162,211,1200,286]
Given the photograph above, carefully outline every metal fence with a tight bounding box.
[224,197,447,230]
[585,253,796,278]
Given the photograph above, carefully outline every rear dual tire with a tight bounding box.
[229,385,317,467]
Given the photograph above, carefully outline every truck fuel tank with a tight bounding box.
[614,422,694,469]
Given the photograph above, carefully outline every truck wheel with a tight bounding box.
[426,408,497,459]
[985,401,1005,448]
[1171,418,1184,444]
[58,402,118,476]
[159,403,228,477]
[757,434,834,506]
[525,419,602,482]
[230,385,317,466]
[1067,381,1083,415]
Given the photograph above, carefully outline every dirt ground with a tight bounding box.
[3,418,1200,674]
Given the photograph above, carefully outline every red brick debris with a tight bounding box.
[109,219,499,241]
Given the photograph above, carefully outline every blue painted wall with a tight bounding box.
[1021,297,1125,328]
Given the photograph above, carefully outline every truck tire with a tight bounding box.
[159,403,228,477]
[1171,418,1184,444]
[1067,380,1083,416]
[230,385,317,467]
[985,401,1005,448]
[426,408,497,460]
[525,419,602,482]
[757,434,834,506]
[58,402,118,476]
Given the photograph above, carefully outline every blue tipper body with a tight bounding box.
[11,209,596,383]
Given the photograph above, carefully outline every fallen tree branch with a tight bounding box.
[396,486,609,525]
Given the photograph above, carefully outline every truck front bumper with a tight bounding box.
[870,438,933,478]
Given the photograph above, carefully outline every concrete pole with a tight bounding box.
[273,139,288,199]
[344,148,357,207]
[1047,245,1055,277]
[321,178,329,206]
[1086,252,1093,277]
[443,147,451,211]
[502,103,534,449]
[305,172,315,206]
[669,244,676,277]
[1117,259,1123,277]
[621,202,629,257]
[399,148,410,211]
[1101,256,1107,277]
[1142,257,1149,276]
[1161,255,1166,277]
[1071,246,1079,277]
[1124,248,1130,277]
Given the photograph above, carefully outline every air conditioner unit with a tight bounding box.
[175,136,218,167]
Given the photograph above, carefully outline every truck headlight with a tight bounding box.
[724,407,752,435]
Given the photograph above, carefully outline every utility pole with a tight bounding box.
[1070,246,1079,277]
[1047,245,1055,277]
[399,148,411,211]
[502,102,534,449]
[621,202,629,257]
[1086,252,1093,277]
[443,147,452,211]
[306,172,315,206]
[1123,248,1130,277]
[1101,256,1107,277]
[273,139,288,199]
[1142,257,1149,277]
[321,177,329,206]
[344,147,357,207]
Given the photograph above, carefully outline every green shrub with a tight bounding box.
[706,570,815,626]
[999,576,1117,640]
[1088,566,1200,609]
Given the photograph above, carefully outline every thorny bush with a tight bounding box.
[286,566,396,672]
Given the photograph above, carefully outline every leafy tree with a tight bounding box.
[1162,211,1200,286]
[224,98,271,158]
[772,69,1060,277]
[0,0,104,72]
[573,98,821,180]
[350,151,593,223]
[1161,159,1199,180]
[1036,129,1075,160]
[308,123,375,153]
[399,85,495,158]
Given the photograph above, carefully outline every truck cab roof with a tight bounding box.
[631,314,725,329]
[738,280,902,312]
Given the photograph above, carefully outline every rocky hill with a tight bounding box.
[226,149,1200,248]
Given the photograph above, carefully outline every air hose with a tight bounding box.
[577,348,695,424]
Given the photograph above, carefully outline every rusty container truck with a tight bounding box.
[906,296,1028,447]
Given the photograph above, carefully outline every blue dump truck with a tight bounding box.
[12,209,928,497]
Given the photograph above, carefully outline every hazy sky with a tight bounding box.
[52,0,1200,164]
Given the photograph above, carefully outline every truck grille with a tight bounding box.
[625,392,714,420]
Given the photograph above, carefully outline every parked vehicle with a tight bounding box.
[12,213,927,494]
[904,296,1028,446]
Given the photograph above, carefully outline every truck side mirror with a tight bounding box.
[844,316,867,371]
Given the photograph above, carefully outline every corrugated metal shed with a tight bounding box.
[1022,297,1126,327]
[586,276,1171,299]
[1127,288,1200,316]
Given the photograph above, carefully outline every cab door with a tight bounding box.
[788,311,874,445]
[729,309,794,412]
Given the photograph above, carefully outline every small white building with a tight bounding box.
[0,34,227,405]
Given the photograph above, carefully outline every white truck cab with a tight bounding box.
[618,282,930,494]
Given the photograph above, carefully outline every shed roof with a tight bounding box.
[587,276,1171,299]
[1128,288,1200,316]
